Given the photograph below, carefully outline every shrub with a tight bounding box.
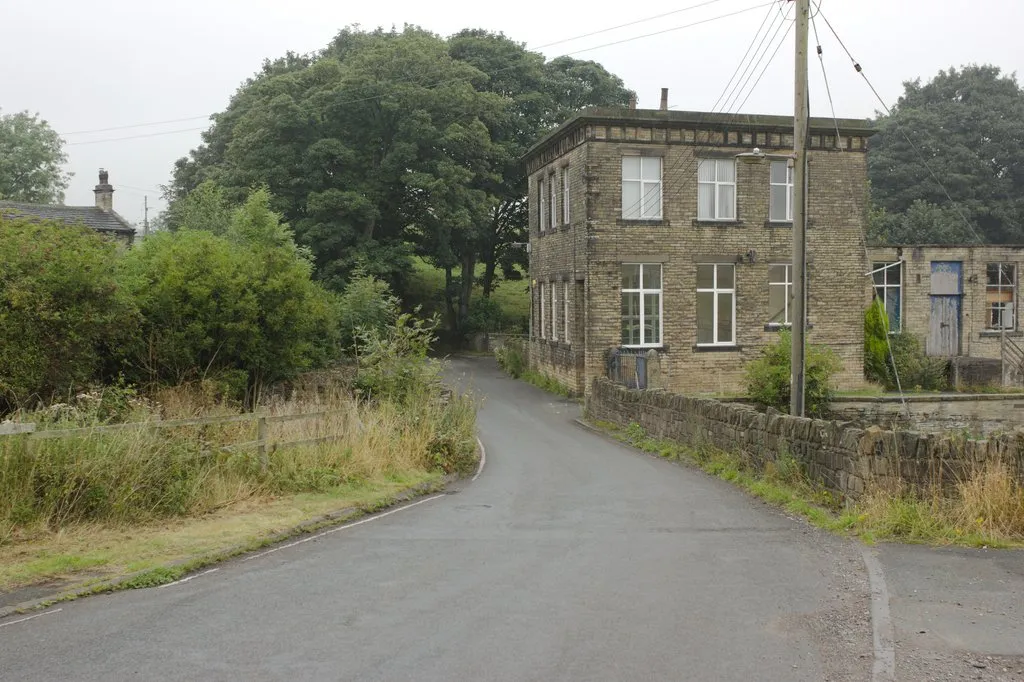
[118,191,340,397]
[887,332,948,391]
[0,217,139,412]
[354,312,441,404]
[744,330,840,417]
[338,275,400,353]
[464,297,505,335]
[494,338,526,378]
[864,302,890,385]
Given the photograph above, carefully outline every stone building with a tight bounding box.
[523,95,875,396]
[0,170,135,245]
[867,244,1024,363]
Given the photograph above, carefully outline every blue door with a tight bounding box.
[927,261,962,357]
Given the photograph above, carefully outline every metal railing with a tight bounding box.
[607,348,650,390]
[1001,331,1024,387]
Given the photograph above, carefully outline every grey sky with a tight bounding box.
[4,0,1022,226]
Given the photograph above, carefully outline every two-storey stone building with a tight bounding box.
[524,100,875,396]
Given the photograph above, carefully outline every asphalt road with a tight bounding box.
[0,357,876,681]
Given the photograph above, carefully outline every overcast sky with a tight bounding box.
[3,0,1022,226]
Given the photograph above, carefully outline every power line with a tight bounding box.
[708,2,777,114]
[720,1,790,114]
[809,11,843,147]
[733,7,793,112]
[62,2,774,146]
[64,116,212,136]
[817,9,986,245]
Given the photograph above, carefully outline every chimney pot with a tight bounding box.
[660,88,669,111]
[628,94,637,111]
[94,168,114,212]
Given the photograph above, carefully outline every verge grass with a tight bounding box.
[0,380,477,591]
[593,420,1024,548]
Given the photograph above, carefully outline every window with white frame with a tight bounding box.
[549,173,557,230]
[987,263,1016,330]
[562,166,570,225]
[871,262,902,332]
[621,264,662,347]
[767,264,792,326]
[539,282,547,338]
[563,281,570,343]
[538,177,546,232]
[697,264,736,345]
[551,282,559,342]
[621,156,662,220]
[769,160,794,223]
[697,159,736,221]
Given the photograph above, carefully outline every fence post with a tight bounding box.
[257,416,268,471]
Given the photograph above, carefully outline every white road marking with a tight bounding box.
[158,568,219,589]
[0,608,62,630]
[472,437,487,482]
[862,549,896,682]
[241,494,446,563]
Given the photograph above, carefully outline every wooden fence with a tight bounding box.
[0,410,351,469]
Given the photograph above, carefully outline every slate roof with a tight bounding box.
[0,201,136,238]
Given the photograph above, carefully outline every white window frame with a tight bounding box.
[562,166,570,225]
[551,282,559,342]
[769,160,794,223]
[621,156,662,220]
[621,263,663,348]
[768,263,793,326]
[871,261,902,332]
[549,172,557,232]
[696,263,736,346]
[986,263,1016,330]
[539,177,547,232]
[539,282,547,338]
[697,158,737,221]
[563,281,570,344]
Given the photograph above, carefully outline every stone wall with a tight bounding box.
[831,393,1024,436]
[587,378,1024,500]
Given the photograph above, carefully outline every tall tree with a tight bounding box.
[0,110,70,204]
[868,65,1024,244]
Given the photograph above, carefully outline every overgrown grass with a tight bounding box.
[406,256,530,332]
[593,420,1024,548]
[521,371,572,398]
[0,379,477,551]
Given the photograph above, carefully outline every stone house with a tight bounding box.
[867,244,1024,363]
[523,94,875,396]
[0,170,135,245]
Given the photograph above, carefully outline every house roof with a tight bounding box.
[523,106,878,163]
[0,201,135,237]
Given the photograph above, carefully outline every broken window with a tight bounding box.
[871,261,901,332]
[621,264,662,347]
[986,263,1016,330]
[697,264,736,345]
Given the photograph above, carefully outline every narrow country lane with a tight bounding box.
[0,357,874,681]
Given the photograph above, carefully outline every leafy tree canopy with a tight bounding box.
[868,65,1024,244]
[166,25,631,333]
[0,110,70,204]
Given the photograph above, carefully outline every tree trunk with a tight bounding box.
[481,206,503,298]
[444,265,456,331]
[458,252,475,336]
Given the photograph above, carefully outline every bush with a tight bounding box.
[0,217,139,412]
[354,312,441,404]
[887,332,948,391]
[338,275,400,352]
[494,338,526,378]
[864,302,890,385]
[118,191,340,398]
[745,330,840,417]
[464,297,505,335]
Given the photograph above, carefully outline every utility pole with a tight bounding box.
[790,0,810,417]
[143,196,150,239]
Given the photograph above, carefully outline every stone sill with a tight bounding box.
[692,344,743,353]
[692,219,744,227]
[617,218,670,227]
[765,220,793,228]
[764,322,815,332]
[979,330,1023,338]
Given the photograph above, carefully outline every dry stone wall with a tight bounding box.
[587,378,1024,500]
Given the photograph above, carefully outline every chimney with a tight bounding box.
[94,169,114,212]
[660,88,669,111]
[628,93,637,110]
